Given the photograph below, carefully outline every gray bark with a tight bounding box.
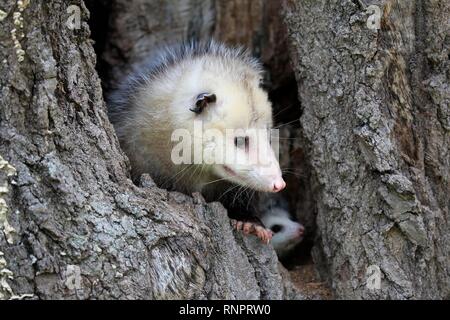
[1,0,448,300]
[283,0,449,299]
[0,0,299,299]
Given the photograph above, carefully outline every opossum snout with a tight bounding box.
[257,161,285,193]
[295,224,305,238]
[248,157,285,193]
[272,177,286,193]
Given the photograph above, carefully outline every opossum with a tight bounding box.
[260,207,304,257]
[108,41,285,243]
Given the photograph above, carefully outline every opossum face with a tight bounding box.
[183,69,286,193]
[211,126,285,193]
[260,208,304,257]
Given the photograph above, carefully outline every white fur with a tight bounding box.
[108,41,284,195]
[260,208,304,257]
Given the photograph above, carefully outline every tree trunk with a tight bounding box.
[0,0,299,299]
[283,0,449,299]
[0,0,448,300]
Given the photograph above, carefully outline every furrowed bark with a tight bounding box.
[1,0,448,300]
[0,0,299,299]
[283,0,449,299]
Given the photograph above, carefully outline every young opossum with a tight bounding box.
[260,207,304,258]
[108,41,285,243]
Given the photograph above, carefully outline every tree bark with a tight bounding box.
[0,0,299,299]
[1,0,448,300]
[283,0,449,299]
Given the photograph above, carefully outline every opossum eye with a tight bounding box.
[259,79,269,91]
[190,93,216,114]
[234,136,249,152]
[271,225,283,233]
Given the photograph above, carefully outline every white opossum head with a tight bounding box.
[260,208,304,257]
[121,42,286,193]
[168,47,285,193]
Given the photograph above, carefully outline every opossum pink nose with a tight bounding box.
[272,179,286,192]
[296,225,305,237]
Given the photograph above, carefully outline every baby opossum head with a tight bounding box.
[113,42,286,194]
[260,208,304,257]
[166,43,285,193]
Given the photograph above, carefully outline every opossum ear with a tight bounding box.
[190,93,216,114]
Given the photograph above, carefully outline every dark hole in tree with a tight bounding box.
[266,75,317,269]
[84,0,111,93]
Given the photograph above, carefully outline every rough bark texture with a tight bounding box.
[0,0,300,299]
[96,0,309,251]
[284,0,449,299]
[1,0,448,300]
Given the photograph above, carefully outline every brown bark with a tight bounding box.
[1,0,448,300]
[283,0,449,299]
[0,0,299,299]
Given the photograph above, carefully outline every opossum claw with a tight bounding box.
[230,219,242,231]
[230,219,272,244]
[255,226,272,244]
[243,222,252,235]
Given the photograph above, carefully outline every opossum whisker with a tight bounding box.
[199,163,207,178]
[272,104,294,119]
[160,167,188,189]
[236,185,248,202]
[246,189,257,210]
[231,185,246,207]
[187,164,202,183]
[202,177,230,186]
[164,164,195,188]
[160,167,186,188]
[273,119,300,129]
[218,184,241,201]
[281,169,304,178]
[232,183,253,208]
[237,188,250,208]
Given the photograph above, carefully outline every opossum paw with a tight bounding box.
[255,226,273,244]
[230,219,273,244]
